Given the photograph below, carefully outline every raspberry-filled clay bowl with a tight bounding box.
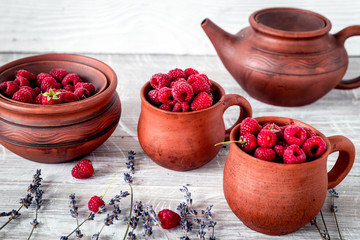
[0,54,121,163]
[223,116,355,235]
[138,79,252,171]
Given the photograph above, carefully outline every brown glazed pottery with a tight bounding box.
[202,8,360,106]
[0,54,121,163]
[137,80,252,171]
[223,116,355,235]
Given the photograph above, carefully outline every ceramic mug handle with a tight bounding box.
[327,135,355,189]
[334,25,360,89]
[221,94,252,140]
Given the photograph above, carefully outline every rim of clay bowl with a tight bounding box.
[229,116,331,168]
[140,79,225,115]
[0,53,117,115]
[249,7,332,38]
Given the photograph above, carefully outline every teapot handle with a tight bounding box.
[334,25,360,89]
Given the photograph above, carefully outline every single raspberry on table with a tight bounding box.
[159,103,172,111]
[257,129,277,148]
[41,76,61,92]
[36,73,52,87]
[16,69,36,81]
[172,101,190,112]
[167,68,186,80]
[158,209,181,229]
[88,196,105,213]
[302,136,327,158]
[12,87,34,103]
[283,125,307,146]
[0,81,20,97]
[71,159,94,179]
[42,89,62,105]
[238,133,258,153]
[75,82,95,95]
[190,92,213,111]
[62,73,83,86]
[262,122,282,139]
[171,80,194,102]
[240,117,262,136]
[283,144,307,164]
[49,68,68,81]
[14,76,30,87]
[254,147,276,162]
[150,73,172,90]
[147,89,161,106]
[188,75,211,94]
[158,87,176,105]
[184,68,199,78]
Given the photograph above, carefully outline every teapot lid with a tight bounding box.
[250,7,331,38]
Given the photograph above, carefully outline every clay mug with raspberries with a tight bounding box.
[223,116,355,235]
[138,80,252,171]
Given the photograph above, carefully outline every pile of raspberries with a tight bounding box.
[238,117,327,164]
[0,69,95,104]
[146,68,214,112]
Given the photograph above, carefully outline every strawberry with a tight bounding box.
[71,159,94,179]
[158,209,181,229]
[88,195,105,213]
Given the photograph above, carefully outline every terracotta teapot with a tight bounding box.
[202,8,360,106]
[223,116,355,235]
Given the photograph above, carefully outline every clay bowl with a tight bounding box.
[0,54,121,163]
[223,116,355,235]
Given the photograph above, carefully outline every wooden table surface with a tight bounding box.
[0,53,359,240]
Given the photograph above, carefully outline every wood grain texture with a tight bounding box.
[0,53,359,239]
[0,0,359,55]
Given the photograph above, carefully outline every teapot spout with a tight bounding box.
[201,18,239,65]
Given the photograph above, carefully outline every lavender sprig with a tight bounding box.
[27,187,44,240]
[202,205,216,239]
[329,188,342,240]
[0,169,42,231]
[123,151,136,240]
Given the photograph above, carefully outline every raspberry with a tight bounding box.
[75,82,95,95]
[262,122,282,139]
[240,117,262,136]
[0,81,20,97]
[42,89,62,105]
[16,70,36,81]
[21,86,36,99]
[172,101,190,112]
[303,127,316,139]
[74,87,90,99]
[63,84,75,92]
[170,78,187,88]
[302,136,327,158]
[50,68,68,81]
[257,129,277,148]
[158,87,176,105]
[88,196,105,213]
[283,144,306,164]
[238,133,258,153]
[147,89,161,106]
[150,73,172,90]
[36,73,52,87]
[159,103,172,111]
[33,87,41,96]
[35,93,43,104]
[274,141,289,157]
[283,125,307,146]
[168,68,186,80]
[41,76,61,92]
[184,68,199,78]
[61,91,80,103]
[254,147,276,162]
[171,80,194,102]
[71,159,94,179]
[12,87,34,103]
[14,76,30,87]
[62,73,83,86]
[190,92,213,111]
[158,209,181,229]
[188,75,211,94]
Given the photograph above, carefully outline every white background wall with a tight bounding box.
[0,0,359,55]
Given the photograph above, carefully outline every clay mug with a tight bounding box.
[137,80,252,171]
[223,116,355,235]
[202,7,360,106]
